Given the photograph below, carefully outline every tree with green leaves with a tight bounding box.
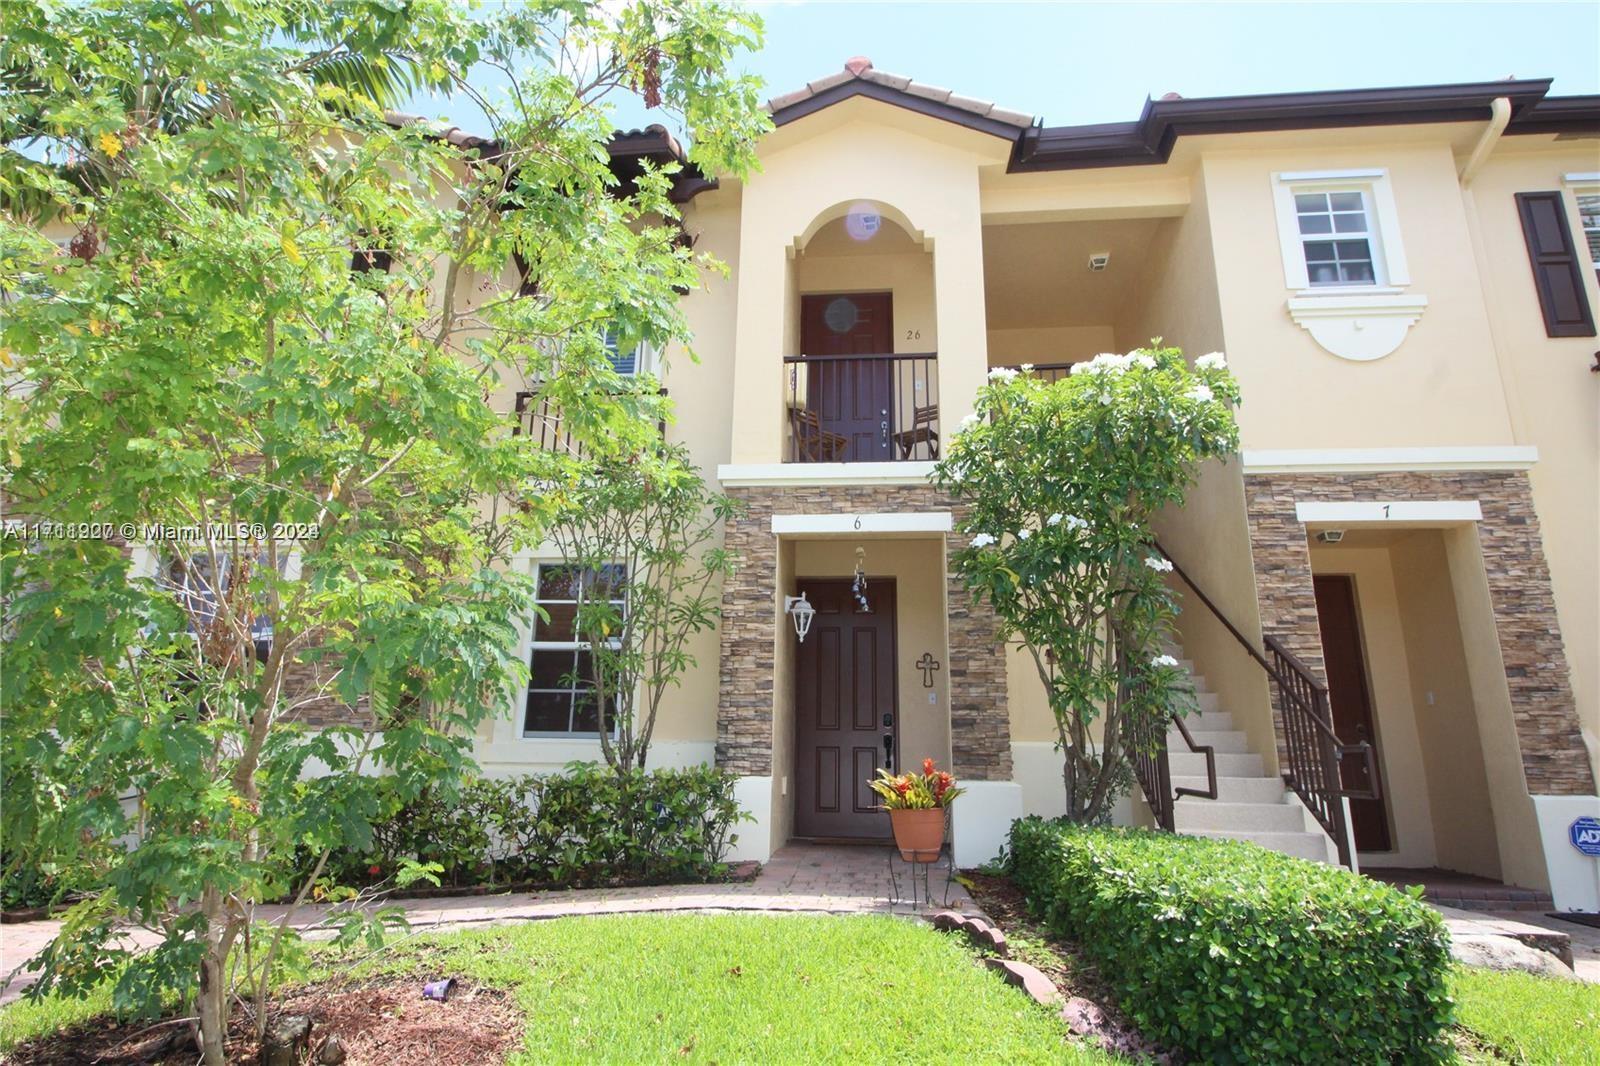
[544,441,741,773]
[934,347,1240,825]
[0,1,766,1060]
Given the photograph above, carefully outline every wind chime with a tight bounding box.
[851,546,871,612]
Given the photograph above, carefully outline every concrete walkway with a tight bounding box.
[1,844,974,1005]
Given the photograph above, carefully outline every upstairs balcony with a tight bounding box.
[782,351,940,463]
[733,192,1197,471]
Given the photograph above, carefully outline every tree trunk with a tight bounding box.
[197,945,228,1066]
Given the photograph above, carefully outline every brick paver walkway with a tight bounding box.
[1,843,976,1005]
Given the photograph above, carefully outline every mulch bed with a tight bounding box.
[962,870,1179,1064]
[5,975,522,1066]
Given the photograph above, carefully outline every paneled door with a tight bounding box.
[793,579,898,840]
[1313,574,1393,852]
[799,292,895,462]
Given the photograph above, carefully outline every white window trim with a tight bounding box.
[1565,178,1600,272]
[1271,168,1426,362]
[1271,168,1411,292]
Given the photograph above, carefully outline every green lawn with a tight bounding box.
[1451,966,1600,1065]
[3,914,1109,1064]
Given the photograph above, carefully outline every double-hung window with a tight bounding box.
[1294,190,1377,286]
[524,563,627,736]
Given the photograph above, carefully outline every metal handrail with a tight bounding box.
[1131,694,1217,832]
[1151,539,1375,868]
[512,385,668,456]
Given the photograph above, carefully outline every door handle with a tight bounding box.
[882,733,894,772]
[880,419,889,445]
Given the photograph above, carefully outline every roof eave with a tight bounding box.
[770,79,1030,141]
[1011,80,1577,172]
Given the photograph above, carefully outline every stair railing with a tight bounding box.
[1151,541,1378,869]
[1130,684,1218,833]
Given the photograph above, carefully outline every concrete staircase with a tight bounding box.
[1164,649,1340,864]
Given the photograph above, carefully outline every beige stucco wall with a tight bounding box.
[985,325,1116,366]
[1465,144,1600,785]
[1196,129,1598,791]
[1200,139,1518,450]
[726,100,1011,465]
[1389,531,1503,879]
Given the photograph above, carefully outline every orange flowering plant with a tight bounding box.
[869,758,965,810]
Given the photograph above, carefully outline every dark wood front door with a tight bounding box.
[1313,574,1392,852]
[793,579,898,840]
[799,292,894,462]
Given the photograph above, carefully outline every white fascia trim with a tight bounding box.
[1295,500,1483,524]
[772,511,952,536]
[1243,446,1539,473]
[717,461,936,487]
[1563,172,1600,186]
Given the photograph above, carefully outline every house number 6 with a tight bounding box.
[854,516,863,530]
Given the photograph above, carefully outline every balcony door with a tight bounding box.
[800,292,894,461]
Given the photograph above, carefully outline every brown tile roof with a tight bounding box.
[766,57,1034,131]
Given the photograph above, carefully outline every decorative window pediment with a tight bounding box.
[1271,168,1425,361]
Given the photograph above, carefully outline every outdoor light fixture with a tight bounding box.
[1316,529,1346,544]
[1087,251,1111,271]
[784,593,816,643]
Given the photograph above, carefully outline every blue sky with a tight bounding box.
[407,1,1600,136]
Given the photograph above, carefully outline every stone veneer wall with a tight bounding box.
[716,483,1013,781]
[1245,470,1594,797]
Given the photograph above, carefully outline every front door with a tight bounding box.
[799,292,894,462]
[1313,574,1392,852]
[793,578,898,840]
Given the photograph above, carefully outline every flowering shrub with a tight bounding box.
[868,758,966,810]
[935,346,1240,823]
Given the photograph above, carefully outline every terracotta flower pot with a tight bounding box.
[888,807,946,862]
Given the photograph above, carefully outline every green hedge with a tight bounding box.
[1009,818,1453,1064]
[312,764,746,891]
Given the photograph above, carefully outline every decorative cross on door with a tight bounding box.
[915,652,942,688]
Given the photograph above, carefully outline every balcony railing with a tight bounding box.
[782,352,939,463]
[1000,361,1075,383]
[512,386,667,457]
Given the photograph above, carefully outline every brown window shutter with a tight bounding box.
[1515,191,1596,337]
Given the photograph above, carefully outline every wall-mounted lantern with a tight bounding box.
[784,593,816,643]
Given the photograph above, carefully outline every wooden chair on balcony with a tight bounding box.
[891,404,940,460]
[790,407,849,463]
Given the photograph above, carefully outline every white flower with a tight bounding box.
[1132,354,1157,370]
[988,367,1019,383]
[1063,514,1088,531]
[1144,556,1174,572]
[1195,351,1227,370]
[970,533,996,548]
[1046,513,1063,526]
[959,413,981,431]
[1020,362,1034,372]
[1017,528,1031,540]
[1151,654,1179,668]
[1099,393,1113,405]
[1188,384,1214,403]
